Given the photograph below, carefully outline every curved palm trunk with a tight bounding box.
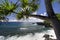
[45,0,60,40]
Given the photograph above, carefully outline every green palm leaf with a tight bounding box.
[0,0,18,20]
[16,0,39,19]
[16,12,24,19]
[0,0,18,15]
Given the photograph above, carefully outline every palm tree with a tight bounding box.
[0,0,18,21]
[0,0,60,40]
[16,0,39,19]
[16,0,60,40]
[45,0,60,40]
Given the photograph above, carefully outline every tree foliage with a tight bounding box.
[16,0,39,19]
[44,14,60,28]
[0,0,18,20]
[0,0,60,39]
[0,0,39,20]
[56,14,60,20]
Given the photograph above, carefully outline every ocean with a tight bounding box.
[0,22,56,40]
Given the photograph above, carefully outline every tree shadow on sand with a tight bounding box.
[0,27,51,37]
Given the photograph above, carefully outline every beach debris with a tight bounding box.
[43,34,56,40]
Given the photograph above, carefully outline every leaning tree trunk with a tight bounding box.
[45,0,60,40]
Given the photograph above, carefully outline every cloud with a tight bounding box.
[9,12,47,22]
[9,17,44,22]
[26,17,44,22]
[32,12,37,15]
[40,12,47,16]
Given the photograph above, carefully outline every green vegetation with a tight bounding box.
[56,14,60,20]
[0,0,18,20]
[44,14,60,27]
[0,0,60,39]
[0,0,39,21]
[44,20,51,27]
[16,0,39,19]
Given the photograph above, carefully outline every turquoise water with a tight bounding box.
[0,22,50,36]
[0,22,56,40]
[0,22,22,28]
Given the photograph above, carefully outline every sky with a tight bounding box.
[0,0,60,21]
[8,0,60,20]
[37,0,60,14]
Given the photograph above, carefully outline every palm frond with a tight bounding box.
[16,12,24,19]
[0,0,18,16]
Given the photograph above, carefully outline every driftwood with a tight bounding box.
[43,34,56,40]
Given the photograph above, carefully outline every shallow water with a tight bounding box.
[0,22,57,40]
[0,29,57,40]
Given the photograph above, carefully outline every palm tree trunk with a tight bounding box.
[24,14,49,20]
[45,0,60,40]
